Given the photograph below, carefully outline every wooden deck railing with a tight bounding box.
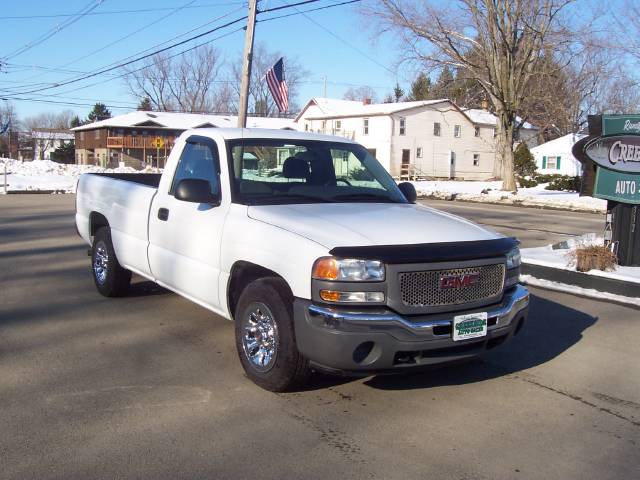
[106,136,176,149]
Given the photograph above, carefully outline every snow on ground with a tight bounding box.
[0,158,161,193]
[521,235,640,285]
[520,274,640,307]
[411,180,607,213]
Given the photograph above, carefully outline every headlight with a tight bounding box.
[506,247,521,269]
[312,257,385,282]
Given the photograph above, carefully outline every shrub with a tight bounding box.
[533,173,561,183]
[517,176,538,188]
[567,244,617,272]
[514,143,537,177]
[545,175,581,191]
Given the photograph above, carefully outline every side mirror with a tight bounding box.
[175,178,220,205]
[398,182,417,203]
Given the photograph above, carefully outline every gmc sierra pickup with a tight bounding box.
[76,128,529,391]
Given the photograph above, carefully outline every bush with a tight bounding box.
[533,173,561,183]
[514,143,537,177]
[517,176,538,188]
[545,175,581,192]
[568,244,617,272]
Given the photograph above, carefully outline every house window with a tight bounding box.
[434,122,441,136]
[493,128,497,138]
[335,120,342,130]
[94,130,101,139]
[363,118,369,135]
[416,147,423,158]
[454,125,461,138]
[304,123,309,131]
[473,154,480,166]
[321,120,326,131]
[544,156,561,170]
[399,117,406,135]
[474,126,480,137]
[79,131,85,141]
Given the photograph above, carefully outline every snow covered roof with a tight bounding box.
[31,129,74,140]
[530,133,586,155]
[463,108,537,130]
[296,97,453,121]
[71,111,295,132]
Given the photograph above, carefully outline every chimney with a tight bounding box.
[363,98,371,105]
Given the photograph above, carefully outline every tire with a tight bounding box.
[91,227,132,297]
[234,277,310,392]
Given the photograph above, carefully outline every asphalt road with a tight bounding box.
[1,195,638,480]
[419,199,606,248]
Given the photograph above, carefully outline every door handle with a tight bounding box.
[157,208,169,221]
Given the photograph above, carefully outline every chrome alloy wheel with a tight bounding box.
[241,302,279,372]
[93,241,109,285]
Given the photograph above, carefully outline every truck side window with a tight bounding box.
[170,141,220,195]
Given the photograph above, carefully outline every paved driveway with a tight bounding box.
[1,195,638,479]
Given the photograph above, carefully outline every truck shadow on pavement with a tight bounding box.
[303,293,597,392]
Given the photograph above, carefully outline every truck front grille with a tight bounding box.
[399,264,505,308]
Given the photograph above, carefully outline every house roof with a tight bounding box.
[530,133,586,155]
[31,129,74,140]
[463,108,537,130]
[71,111,295,132]
[295,97,454,121]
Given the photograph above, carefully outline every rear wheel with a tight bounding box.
[234,278,310,392]
[92,227,131,297]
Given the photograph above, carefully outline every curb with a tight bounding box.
[521,262,639,301]
[417,193,605,214]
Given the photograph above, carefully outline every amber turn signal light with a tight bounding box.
[312,257,338,280]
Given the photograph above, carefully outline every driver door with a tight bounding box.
[148,136,227,310]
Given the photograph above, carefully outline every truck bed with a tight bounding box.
[88,172,162,188]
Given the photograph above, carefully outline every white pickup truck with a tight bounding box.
[76,128,529,391]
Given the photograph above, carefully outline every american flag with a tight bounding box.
[265,57,289,113]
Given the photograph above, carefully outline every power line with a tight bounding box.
[0,2,243,20]
[2,0,325,97]
[2,0,105,61]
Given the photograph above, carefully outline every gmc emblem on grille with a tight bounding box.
[439,273,480,290]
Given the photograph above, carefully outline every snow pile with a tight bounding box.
[0,158,161,193]
[521,235,640,285]
[411,180,607,213]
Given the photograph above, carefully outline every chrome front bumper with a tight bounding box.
[293,285,530,373]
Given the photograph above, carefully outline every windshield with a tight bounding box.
[227,139,407,205]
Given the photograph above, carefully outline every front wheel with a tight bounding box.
[234,278,310,392]
[91,227,131,297]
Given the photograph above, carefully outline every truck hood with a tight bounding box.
[247,203,499,249]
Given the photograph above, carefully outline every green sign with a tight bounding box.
[602,115,640,136]
[594,166,640,204]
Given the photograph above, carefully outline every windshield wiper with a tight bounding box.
[330,193,399,203]
[251,193,332,204]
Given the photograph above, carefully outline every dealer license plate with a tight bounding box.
[452,312,488,341]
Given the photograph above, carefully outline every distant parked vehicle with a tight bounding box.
[75,128,529,391]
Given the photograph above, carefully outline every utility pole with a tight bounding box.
[237,0,258,128]
[322,75,327,98]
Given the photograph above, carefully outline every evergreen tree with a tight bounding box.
[70,115,82,128]
[407,73,431,101]
[50,141,75,164]
[87,103,112,123]
[393,82,404,102]
[514,142,537,177]
[137,98,153,111]
[430,66,455,99]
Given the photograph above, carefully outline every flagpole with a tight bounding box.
[237,0,258,128]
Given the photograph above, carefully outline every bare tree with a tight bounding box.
[231,43,307,117]
[23,110,75,160]
[365,0,577,190]
[343,85,379,103]
[123,45,224,113]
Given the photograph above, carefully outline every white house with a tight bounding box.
[463,109,540,149]
[295,98,504,180]
[32,128,74,161]
[531,133,586,176]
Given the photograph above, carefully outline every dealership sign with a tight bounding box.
[594,167,640,204]
[585,136,640,173]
